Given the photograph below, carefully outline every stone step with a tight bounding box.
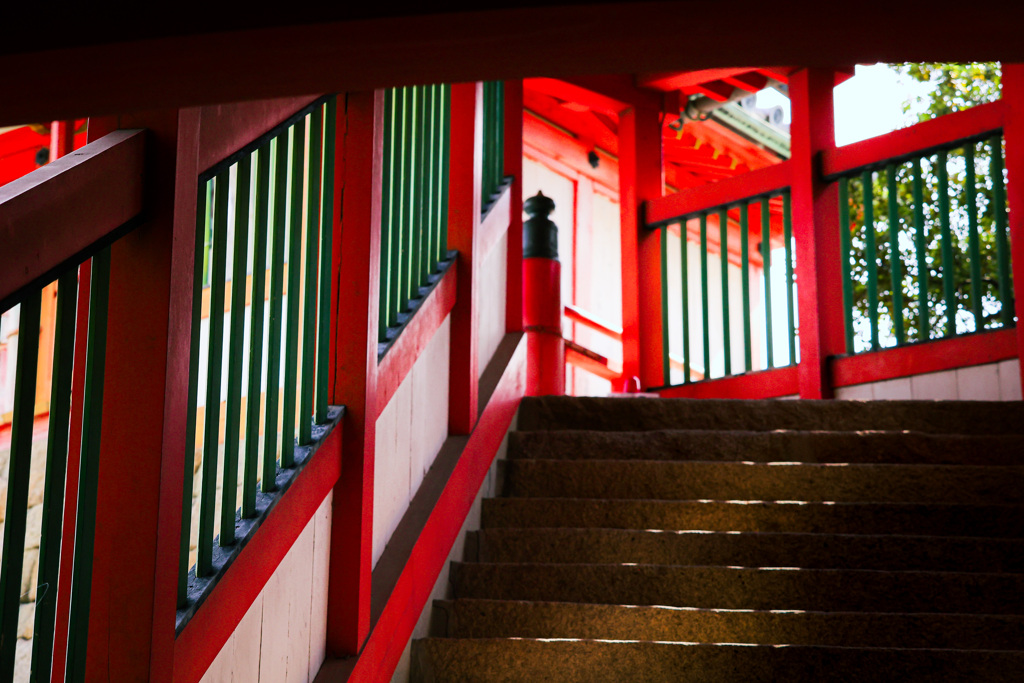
[412,638,1024,683]
[510,429,1024,465]
[435,599,1024,650]
[471,528,1024,572]
[504,459,1024,504]
[518,396,1024,435]
[450,563,1024,614]
[481,498,1024,537]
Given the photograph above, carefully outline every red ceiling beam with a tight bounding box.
[637,68,753,92]
[723,72,769,93]
[525,78,628,118]
[0,129,145,310]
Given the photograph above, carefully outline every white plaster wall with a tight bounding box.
[199,491,332,683]
[477,233,508,377]
[373,317,452,568]
[834,359,1022,401]
[389,412,516,683]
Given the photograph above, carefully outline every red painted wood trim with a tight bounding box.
[376,262,458,416]
[645,160,791,226]
[564,303,623,341]
[637,68,753,92]
[0,129,145,309]
[822,99,1004,178]
[830,329,1018,388]
[478,181,512,261]
[618,105,665,390]
[346,334,526,683]
[504,79,525,335]
[790,68,844,399]
[1001,64,1024,396]
[326,90,383,656]
[565,341,622,382]
[447,81,483,434]
[149,108,202,683]
[174,424,343,683]
[657,365,799,399]
[197,95,321,173]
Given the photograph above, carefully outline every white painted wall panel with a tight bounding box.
[910,369,965,400]
[198,493,332,683]
[998,359,1022,400]
[477,233,508,377]
[374,315,453,567]
[833,360,1021,402]
[872,377,913,400]
[834,383,874,400]
[956,364,1001,401]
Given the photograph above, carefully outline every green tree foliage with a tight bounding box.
[842,63,1012,352]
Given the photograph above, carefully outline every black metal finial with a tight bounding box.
[523,191,559,260]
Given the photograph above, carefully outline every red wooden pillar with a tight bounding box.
[326,90,383,656]
[448,82,483,433]
[523,192,565,396]
[999,64,1024,395]
[790,68,844,399]
[504,79,525,334]
[618,105,664,390]
[83,108,200,682]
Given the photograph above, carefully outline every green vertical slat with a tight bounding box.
[660,226,670,385]
[198,170,230,575]
[440,84,451,259]
[393,88,409,321]
[886,165,905,345]
[0,291,41,678]
[264,132,290,492]
[221,159,251,546]
[863,171,879,350]
[300,107,323,446]
[65,247,110,683]
[912,158,930,341]
[32,270,77,679]
[244,148,270,517]
[404,87,418,306]
[937,150,956,336]
[481,82,491,206]
[719,208,731,376]
[282,118,306,468]
[965,144,983,330]
[379,89,396,339]
[992,136,1013,326]
[740,203,752,372]
[783,192,796,363]
[317,99,336,423]
[423,85,437,275]
[680,221,691,384]
[415,86,428,290]
[839,178,855,351]
[700,213,711,378]
[180,180,208,604]
[496,81,505,189]
[761,198,774,368]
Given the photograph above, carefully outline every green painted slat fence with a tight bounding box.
[378,83,452,345]
[180,96,337,614]
[482,80,506,209]
[659,190,797,386]
[837,135,1014,353]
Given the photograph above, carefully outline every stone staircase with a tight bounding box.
[412,397,1024,682]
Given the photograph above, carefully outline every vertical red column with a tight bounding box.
[327,90,383,656]
[448,82,484,433]
[618,105,664,390]
[523,192,565,396]
[83,108,200,683]
[790,68,844,399]
[504,79,525,334]
[999,64,1024,395]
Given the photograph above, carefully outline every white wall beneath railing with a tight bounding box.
[373,316,452,568]
[477,233,508,378]
[199,491,332,683]
[834,359,1022,401]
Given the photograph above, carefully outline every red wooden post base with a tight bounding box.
[523,257,564,395]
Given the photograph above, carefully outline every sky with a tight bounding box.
[756,63,934,146]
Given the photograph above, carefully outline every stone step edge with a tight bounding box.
[471,528,1024,544]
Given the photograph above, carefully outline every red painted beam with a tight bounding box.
[637,68,753,92]
[830,329,1018,388]
[996,64,1024,396]
[722,72,769,93]
[196,95,321,173]
[345,334,526,683]
[657,365,799,399]
[376,262,457,416]
[646,161,791,226]
[174,424,343,683]
[0,129,145,310]
[447,81,483,433]
[326,90,383,656]
[565,340,622,382]
[523,113,620,192]
[561,75,666,113]
[525,77,628,118]
[564,303,623,341]
[822,99,1004,178]
[504,79,525,335]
